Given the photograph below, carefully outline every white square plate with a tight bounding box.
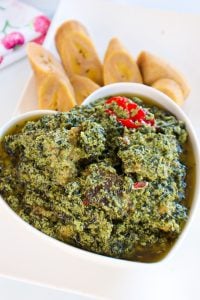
[1,0,200,299]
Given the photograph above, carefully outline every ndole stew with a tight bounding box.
[0,96,195,262]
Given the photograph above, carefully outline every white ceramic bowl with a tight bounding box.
[0,83,199,270]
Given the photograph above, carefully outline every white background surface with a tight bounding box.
[0,1,200,299]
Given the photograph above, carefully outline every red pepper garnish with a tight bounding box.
[106,96,128,109]
[105,96,155,129]
[144,118,155,126]
[133,181,148,189]
[118,118,140,128]
[131,108,146,121]
[127,102,138,111]
[82,199,90,206]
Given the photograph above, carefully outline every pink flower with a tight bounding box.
[34,15,50,35]
[0,56,3,64]
[2,32,25,49]
[33,34,46,45]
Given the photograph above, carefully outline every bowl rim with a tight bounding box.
[0,82,199,267]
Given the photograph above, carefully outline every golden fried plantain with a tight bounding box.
[38,72,76,111]
[27,42,66,80]
[71,75,100,105]
[27,42,76,111]
[137,51,190,98]
[103,38,142,85]
[152,78,184,106]
[55,20,103,85]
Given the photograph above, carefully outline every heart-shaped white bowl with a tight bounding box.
[0,83,199,267]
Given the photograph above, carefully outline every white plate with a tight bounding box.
[1,0,200,299]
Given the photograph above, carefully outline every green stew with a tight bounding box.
[0,96,194,262]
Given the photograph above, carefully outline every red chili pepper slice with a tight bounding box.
[118,118,141,128]
[105,96,155,129]
[133,181,148,189]
[127,102,138,111]
[144,118,155,126]
[82,199,90,206]
[106,96,128,109]
[131,108,146,121]
[106,96,138,112]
